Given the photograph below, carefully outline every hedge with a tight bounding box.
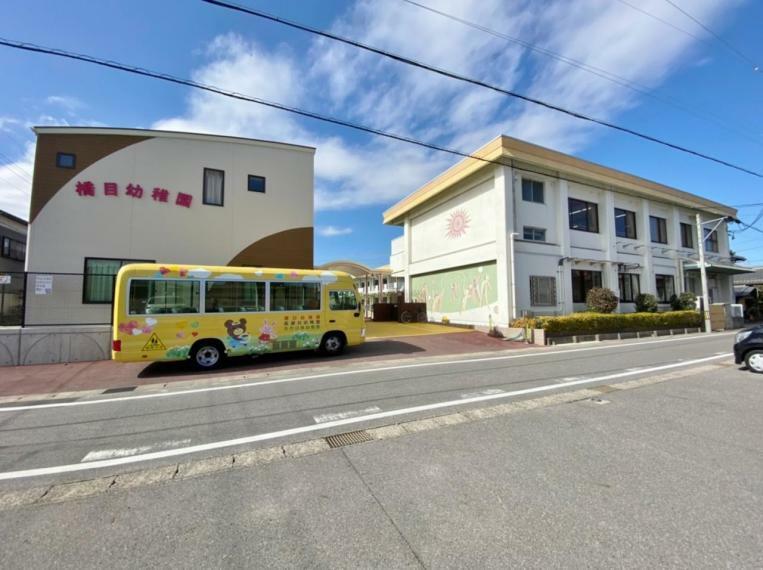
[511,310,702,337]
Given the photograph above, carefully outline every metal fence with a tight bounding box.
[0,271,116,327]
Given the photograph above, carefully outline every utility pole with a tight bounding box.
[695,213,712,334]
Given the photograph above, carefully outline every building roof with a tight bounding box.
[734,267,763,285]
[383,135,736,225]
[0,209,28,226]
[32,126,316,154]
[316,260,392,277]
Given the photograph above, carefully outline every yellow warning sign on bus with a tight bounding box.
[141,333,166,351]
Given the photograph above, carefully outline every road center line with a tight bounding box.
[0,353,731,480]
[0,332,734,413]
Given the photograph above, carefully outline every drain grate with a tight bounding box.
[325,430,373,448]
[102,386,137,394]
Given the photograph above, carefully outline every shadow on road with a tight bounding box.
[136,340,427,379]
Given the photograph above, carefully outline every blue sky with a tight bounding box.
[1,0,762,267]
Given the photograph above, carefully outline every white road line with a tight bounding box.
[0,332,735,413]
[460,389,505,399]
[0,353,731,480]
[557,376,581,383]
[313,406,382,424]
[80,439,192,463]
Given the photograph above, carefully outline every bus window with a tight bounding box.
[270,282,321,311]
[329,290,358,310]
[129,279,201,315]
[205,281,266,313]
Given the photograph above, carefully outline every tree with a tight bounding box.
[586,287,619,313]
[635,293,658,313]
[669,292,697,311]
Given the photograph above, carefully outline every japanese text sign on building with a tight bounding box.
[75,181,193,209]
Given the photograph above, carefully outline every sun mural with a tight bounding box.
[445,209,470,239]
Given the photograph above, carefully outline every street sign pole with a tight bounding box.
[695,213,712,334]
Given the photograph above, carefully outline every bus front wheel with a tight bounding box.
[191,340,225,370]
[320,332,346,356]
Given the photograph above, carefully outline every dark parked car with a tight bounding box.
[734,325,763,373]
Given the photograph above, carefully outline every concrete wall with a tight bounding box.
[0,325,111,366]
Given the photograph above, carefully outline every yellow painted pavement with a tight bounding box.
[365,321,471,339]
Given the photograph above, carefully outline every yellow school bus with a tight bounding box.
[111,263,364,369]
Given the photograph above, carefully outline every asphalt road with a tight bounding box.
[0,354,759,568]
[0,332,736,488]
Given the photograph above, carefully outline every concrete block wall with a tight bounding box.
[0,325,111,366]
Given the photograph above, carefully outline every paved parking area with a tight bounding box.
[0,329,525,398]
[365,321,471,339]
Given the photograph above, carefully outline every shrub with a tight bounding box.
[530,310,701,337]
[586,287,619,313]
[670,292,697,311]
[634,293,658,313]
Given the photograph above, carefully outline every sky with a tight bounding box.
[1,0,762,268]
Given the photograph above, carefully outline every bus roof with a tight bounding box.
[116,263,352,281]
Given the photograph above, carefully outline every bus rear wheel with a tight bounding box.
[191,340,225,370]
[320,332,345,356]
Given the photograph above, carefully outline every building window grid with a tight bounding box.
[614,208,637,239]
[704,228,719,253]
[655,274,675,303]
[680,222,694,249]
[530,276,557,306]
[203,167,225,206]
[650,216,668,244]
[247,175,266,193]
[56,152,76,169]
[571,269,602,303]
[523,226,546,242]
[521,179,544,203]
[568,198,599,233]
[618,273,640,303]
[1,236,25,261]
[84,257,154,304]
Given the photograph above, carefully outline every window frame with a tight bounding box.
[329,289,359,311]
[268,281,322,312]
[521,178,544,204]
[84,257,154,305]
[571,269,602,303]
[203,279,267,314]
[202,167,225,207]
[568,198,599,233]
[56,152,76,169]
[649,215,668,244]
[680,222,694,249]
[247,175,266,194]
[529,275,557,307]
[614,208,637,239]
[127,277,202,315]
[704,228,719,253]
[522,226,547,242]
[1,236,25,261]
[655,274,675,303]
[618,272,640,303]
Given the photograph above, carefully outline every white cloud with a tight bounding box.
[0,142,34,220]
[316,225,353,237]
[45,95,85,113]
[150,0,739,213]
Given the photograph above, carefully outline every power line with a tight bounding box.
[614,0,713,44]
[0,36,753,216]
[400,0,763,147]
[201,0,763,179]
[662,0,760,72]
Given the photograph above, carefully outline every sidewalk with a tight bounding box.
[1,364,759,568]
[0,330,525,398]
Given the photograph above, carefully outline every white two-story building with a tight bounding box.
[385,135,750,328]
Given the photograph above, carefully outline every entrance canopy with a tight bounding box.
[683,262,756,275]
[316,260,391,278]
